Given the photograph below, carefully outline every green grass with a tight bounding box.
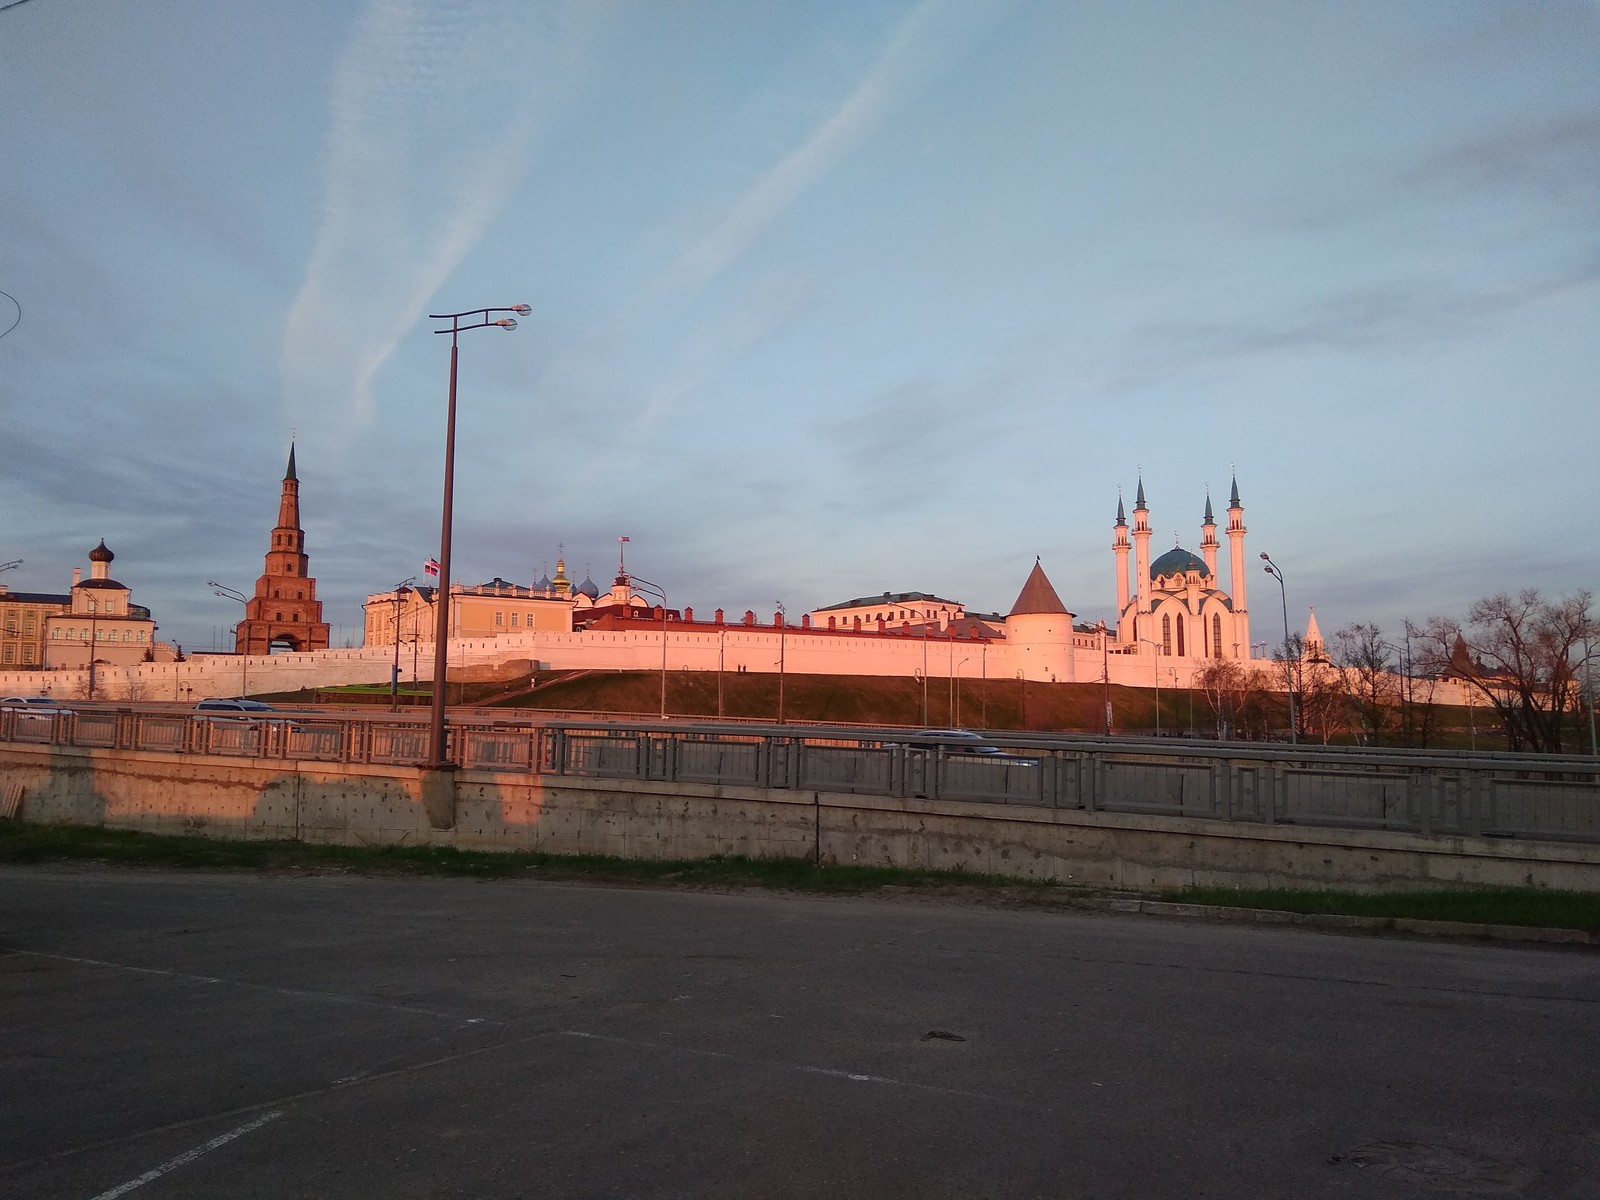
[1162,884,1600,932]
[0,819,1050,894]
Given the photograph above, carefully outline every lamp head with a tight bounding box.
[510,304,531,315]
[495,317,518,330]
[1259,552,1269,560]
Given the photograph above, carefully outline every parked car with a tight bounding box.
[891,729,1040,766]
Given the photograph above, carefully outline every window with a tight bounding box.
[50,628,60,639]
[2,646,11,664]
[80,629,89,641]
[137,631,146,642]
[88,598,98,613]
[1176,614,1186,657]
[494,612,504,627]
[510,613,519,627]
[123,630,132,641]
[23,619,34,635]
[1161,614,1172,656]
[1213,614,1223,658]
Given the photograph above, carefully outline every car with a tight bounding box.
[1,695,72,716]
[193,697,311,734]
[194,697,281,716]
[891,729,1040,766]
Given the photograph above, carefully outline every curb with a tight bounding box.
[1098,897,1599,946]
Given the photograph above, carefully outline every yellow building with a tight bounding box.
[42,541,165,669]
[0,585,68,670]
[363,577,574,648]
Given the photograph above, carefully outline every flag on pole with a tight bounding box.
[423,558,440,578]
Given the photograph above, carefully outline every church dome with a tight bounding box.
[88,539,114,563]
[1150,547,1210,579]
[576,575,600,599]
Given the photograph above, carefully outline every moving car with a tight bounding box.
[893,729,1040,766]
[193,697,282,718]
[1,695,72,715]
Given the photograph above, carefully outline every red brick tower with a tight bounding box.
[235,443,331,655]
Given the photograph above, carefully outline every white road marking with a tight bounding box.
[13,950,494,1023]
[559,1030,1016,1104]
[88,1111,282,1200]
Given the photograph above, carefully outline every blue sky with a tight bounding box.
[3,0,1596,653]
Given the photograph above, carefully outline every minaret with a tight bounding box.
[1112,493,1131,623]
[1200,491,1219,576]
[236,442,331,656]
[1225,474,1249,659]
[1305,607,1326,661]
[1132,476,1152,619]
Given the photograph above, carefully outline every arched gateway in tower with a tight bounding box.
[235,443,331,655]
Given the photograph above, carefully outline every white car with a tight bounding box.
[1,695,72,716]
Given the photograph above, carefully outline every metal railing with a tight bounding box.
[4,707,1599,844]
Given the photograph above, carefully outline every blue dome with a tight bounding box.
[576,575,600,599]
[1150,547,1210,579]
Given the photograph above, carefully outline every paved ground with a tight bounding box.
[1,867,1596,1200]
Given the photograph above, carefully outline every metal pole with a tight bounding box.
[1584,632,1597,757]
[88,608,97,700]
[425,304,526,766]
[428,337,459,766]
[777,601,786,724]
[1261,554,1296,744]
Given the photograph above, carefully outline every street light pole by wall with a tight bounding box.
[1582,631,1598,757]
[1260,552,1296,744]
[632,574,669,719]
[389,578,415,712]
[426,304,528,767]
[208,581,249,697]
[1098,620,1112,736]
[776,601,787,723]
[1138,638,1161,735]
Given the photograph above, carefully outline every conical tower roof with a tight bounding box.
[1008,559,1070,616]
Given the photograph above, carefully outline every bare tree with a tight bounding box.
[1196,660,1276,740]
[1413,590,1594,754]
[1298,657,1347,745]
[1331,622,1399,745]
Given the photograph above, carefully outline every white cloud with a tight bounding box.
[544,0,1009,437]
[280,0,595,447]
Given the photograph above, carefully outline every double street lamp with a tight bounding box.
[630,574,669,719]
[208,581,249,697]
[426,305,528,769]
[389,578,416,712]
[1259,552,1296,744]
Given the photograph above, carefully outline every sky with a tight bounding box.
[2,0,1597,654]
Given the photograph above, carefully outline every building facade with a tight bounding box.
[41,541,164,671]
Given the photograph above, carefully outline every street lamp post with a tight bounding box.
[1581,631,1598,757]
[1138,638,1161,735]
[776,601,787,724]
[1097,620,1112,736]
[389,578,415,712]
[631,574,669,719]
[953,657,969,727]
[426,304,527,767]
[1260,553,1296,744]
[208,581,249,697]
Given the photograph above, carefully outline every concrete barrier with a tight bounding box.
[3,743,1598,892]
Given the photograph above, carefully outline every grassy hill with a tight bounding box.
[495,669,1174,734]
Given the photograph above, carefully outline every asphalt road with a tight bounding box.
[1,867,1596,1200]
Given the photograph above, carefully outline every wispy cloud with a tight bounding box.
[281,0,594,448]
[544,0,1008,445]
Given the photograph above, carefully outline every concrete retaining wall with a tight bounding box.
[3,744,1596,892]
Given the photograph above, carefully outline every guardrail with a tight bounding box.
[4,707,1599,844]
